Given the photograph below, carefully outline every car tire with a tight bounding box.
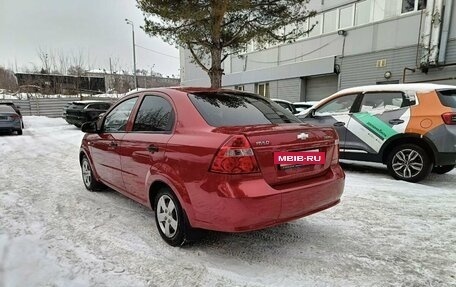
[387,144,432,183]
[432,164,455,174]
[16,129,23,135]
[154,187,197,246]
[81,156,104,191]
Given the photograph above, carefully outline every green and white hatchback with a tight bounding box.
[299,84,456,182]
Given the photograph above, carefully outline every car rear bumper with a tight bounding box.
[435,153,456,166]
[0,121,21,131]
[188,165,345,232]
[432,125,456,165]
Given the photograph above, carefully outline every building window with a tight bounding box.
[256,83,270,98]
[323,10,337,34]
[402,0,427,13]
[373,0,400,21]
[355,0,372,26]
[339,6,354,29]
[234,85,244,91]
[308,14,322,37]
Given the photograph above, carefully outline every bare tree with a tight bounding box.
[37,47,50,74]
[57,51,70,75]
[0,66,18,92]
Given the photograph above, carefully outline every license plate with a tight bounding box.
[274,149,325,170]
[0,116,8,121]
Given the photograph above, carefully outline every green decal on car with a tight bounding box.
[353,113,398,140]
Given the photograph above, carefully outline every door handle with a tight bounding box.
[148,145,159,153]
[333,122,346,127]
[389,119,404,125]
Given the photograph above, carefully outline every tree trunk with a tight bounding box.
[208,48,223,88]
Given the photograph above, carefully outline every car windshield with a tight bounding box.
[189,92,300,127]
[438,90,456,108]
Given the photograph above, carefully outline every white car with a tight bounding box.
[294,101,319,116]
[271,98,302,115]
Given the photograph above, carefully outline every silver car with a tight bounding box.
[0,105,22,135]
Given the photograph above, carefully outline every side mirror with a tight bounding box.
[81,122,98,133]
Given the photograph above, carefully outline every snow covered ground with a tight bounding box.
[1,116,455,287]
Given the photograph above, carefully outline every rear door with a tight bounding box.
[345,91,411,155]
[120,94,175,201]
[88,97,138,191]
[302,93,360,151]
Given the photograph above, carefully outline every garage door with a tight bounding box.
[305,74,339,101]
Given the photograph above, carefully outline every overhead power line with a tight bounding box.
[135,44,180,60]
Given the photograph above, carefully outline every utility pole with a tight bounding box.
[125,18,138,90]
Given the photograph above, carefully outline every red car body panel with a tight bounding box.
[80,87,345,233]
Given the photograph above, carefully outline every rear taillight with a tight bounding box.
[331,139,340,165]
[441,113,456,125]
[210,135,260,174]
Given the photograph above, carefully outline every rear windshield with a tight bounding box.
[69,103,87,110]
[189,92,300,127]
[438,90,456,108]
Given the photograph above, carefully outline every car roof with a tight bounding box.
[123,87,266,99]
[335,83,456,96]
[294,101,319,105]
[72,100,111,104]
[0,105,16,113]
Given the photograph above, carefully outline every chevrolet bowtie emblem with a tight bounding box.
[297,132,309,140]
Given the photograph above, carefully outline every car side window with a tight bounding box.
[86,104,98,110]
[315,94,358,116]
[360,92,406,113]
[103,97,138,132]
[132,95,174,132]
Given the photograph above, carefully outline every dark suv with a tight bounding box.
[64,100,112,128]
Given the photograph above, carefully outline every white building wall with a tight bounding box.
[180,0,456,97]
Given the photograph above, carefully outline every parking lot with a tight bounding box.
[1,116,455,287]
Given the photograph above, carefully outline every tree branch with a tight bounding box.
[186,43,210,72]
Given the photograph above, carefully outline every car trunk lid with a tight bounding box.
[213,124,338,186]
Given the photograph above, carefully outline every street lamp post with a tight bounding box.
[125,18,138,90]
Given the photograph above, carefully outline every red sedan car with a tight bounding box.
[79,87,345,246]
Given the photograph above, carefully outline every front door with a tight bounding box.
[303,93,360,151]
[88,97,138,191]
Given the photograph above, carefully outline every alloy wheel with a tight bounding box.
[391,149,424,179]
[156,195,178,238]
[82,159,92,187]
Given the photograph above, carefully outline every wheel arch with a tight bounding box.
[79,148,101,180]
[147,179,194,221]
[380,133,438,164]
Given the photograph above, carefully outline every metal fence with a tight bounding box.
[1,97,118,118]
